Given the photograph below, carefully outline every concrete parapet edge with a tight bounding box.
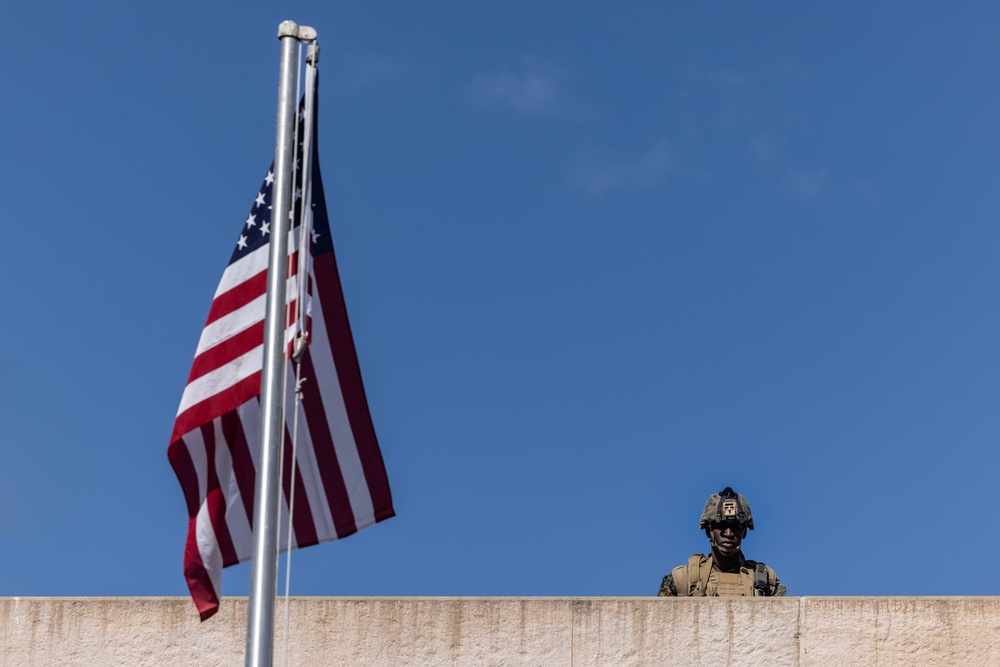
[2,596,998,666]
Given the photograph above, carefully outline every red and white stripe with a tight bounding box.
[168,230,394,621]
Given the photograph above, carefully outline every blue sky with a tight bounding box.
[3,2,1000,604]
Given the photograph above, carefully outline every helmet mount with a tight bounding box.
[699,486,754,531]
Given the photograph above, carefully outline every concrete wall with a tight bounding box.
[2,597,999,666]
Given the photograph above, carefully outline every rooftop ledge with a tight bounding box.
[3,596,999,666]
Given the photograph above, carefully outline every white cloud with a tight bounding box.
[679,58,809,128]
[853,179,881,202]
[683,58,808,90]
[463,58,592,118]
[747,133,782,165]
[566,141,674,195]
[708,68,756,90]
[681,60,755,92]
[773,57,810,83]
[783,168,830,197]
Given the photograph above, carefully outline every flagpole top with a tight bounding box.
[277,20,317,43]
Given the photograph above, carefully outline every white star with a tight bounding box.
[245,214,256,228]
[294,187,302,201]
[265,171,274,186]
[261,221,270,236]
[311,229,321,243]
[237,235,248,250]
[254,192,266,208]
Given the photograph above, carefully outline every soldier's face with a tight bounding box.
[709,521,744,556]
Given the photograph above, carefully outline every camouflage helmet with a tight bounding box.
[699,487,754,530]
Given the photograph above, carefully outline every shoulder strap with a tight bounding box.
[671,554,707,596]
[691,554,711,596]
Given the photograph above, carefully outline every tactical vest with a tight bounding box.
[669,554,778,597]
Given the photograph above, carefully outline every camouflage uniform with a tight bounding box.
[657,487,785,597]
[657,555,785,597]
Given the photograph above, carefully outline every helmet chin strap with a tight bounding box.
[708,527,746,556]
[710,535,739,556]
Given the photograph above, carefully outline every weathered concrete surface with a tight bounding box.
[1,597,998,666]
[800,597,1000,667]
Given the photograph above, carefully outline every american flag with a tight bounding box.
[167,88,394,621]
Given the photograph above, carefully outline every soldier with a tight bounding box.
[658,486,785,597]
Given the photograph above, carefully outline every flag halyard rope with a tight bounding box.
[278,40,319,667]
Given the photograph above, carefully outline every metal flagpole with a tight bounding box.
[246,20,317,667]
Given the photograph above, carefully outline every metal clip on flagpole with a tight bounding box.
[245,20,317,667]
